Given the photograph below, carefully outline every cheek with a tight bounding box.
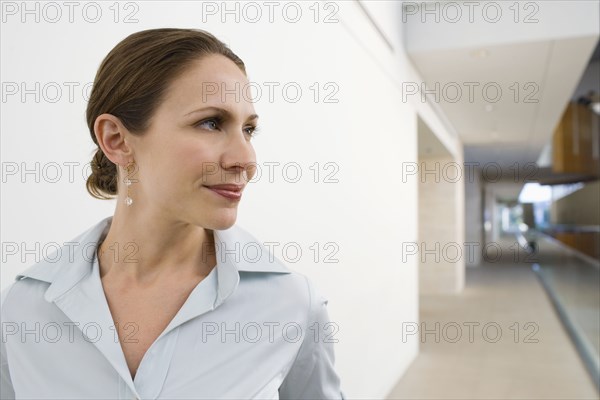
[178,144,219,184]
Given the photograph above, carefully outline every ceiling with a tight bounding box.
[403,1,600,181]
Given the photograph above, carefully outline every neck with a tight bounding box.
[97,203,216,286]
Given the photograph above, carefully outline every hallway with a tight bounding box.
[387,236,599,400]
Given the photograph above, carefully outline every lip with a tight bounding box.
[204,184,244,201]
[204,184,244,191]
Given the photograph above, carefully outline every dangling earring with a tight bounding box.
[123,161,135,207]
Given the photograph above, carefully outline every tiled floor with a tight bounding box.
[386,236,599,400]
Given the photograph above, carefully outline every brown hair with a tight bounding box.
[85,28,247,200]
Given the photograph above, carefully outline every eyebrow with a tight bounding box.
[184,106,259,121]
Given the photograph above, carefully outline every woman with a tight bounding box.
[0,28,345,399]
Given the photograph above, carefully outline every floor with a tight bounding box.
[386,235,599,400]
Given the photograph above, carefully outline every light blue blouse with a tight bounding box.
[0,216,345,399]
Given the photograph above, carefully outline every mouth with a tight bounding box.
[203,184,244,201]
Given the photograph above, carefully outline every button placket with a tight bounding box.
[118,376,140,400]
[133,328,180,399]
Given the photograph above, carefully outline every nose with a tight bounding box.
[221,130,256,184]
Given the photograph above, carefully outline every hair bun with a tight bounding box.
[86,148,118,199]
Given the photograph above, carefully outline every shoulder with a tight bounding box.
[227,224,331,318]
[0,278,52,324]
[0,282,17,315]
[1,217,111,316]
[282,270,330,313]
[1,245,71,317]
[240,264,331,329]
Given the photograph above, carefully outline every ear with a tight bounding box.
[94,113,133,166]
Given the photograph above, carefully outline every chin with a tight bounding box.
[205,211,238,231]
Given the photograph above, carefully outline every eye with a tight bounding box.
[245,125,261,138]
[195,117,221,131]
[194,116,260,138]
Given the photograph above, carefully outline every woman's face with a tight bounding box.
[128,53,258,230]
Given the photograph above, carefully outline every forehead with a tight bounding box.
[162,54,253,110]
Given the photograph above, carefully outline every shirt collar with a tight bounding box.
[15,215,291,303]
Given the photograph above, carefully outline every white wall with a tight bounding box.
[418,154,466,294]
[1,1,465,397]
